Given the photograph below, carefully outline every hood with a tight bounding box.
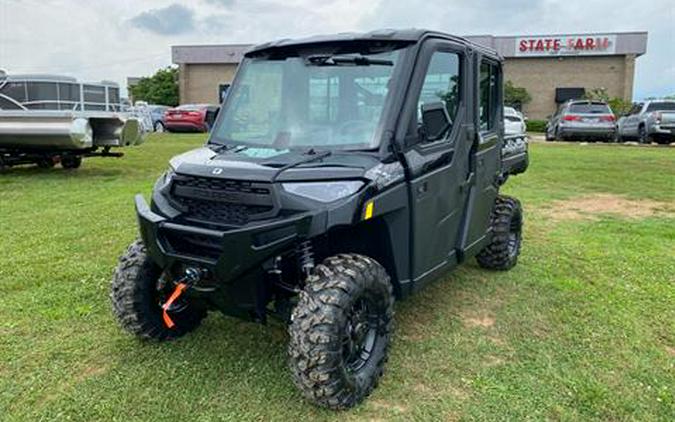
[169,146,384,183]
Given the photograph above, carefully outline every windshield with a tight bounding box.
[211,49,403,150]
[646,102,675,112]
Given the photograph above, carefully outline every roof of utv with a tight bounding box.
[247,29,500,59]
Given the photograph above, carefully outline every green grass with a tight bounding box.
[1,135,673,421]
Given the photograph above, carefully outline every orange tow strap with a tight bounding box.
[162,283,187,328]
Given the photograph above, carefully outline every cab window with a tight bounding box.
[417,52,461,137]
[479,61,499,131]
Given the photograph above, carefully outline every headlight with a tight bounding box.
[156,168,175,192]
[282,181,364,203]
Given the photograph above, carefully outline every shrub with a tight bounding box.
[526,119,547,133]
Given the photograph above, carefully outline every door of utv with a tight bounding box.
[458,56,502,256]
[398,39,473,290]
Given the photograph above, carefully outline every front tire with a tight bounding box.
[288,254,394,410]
[545,128,554,141]
[638,125,653,144]
[154,121,165,133]
[476,195,523,271]
[111,240,206,341]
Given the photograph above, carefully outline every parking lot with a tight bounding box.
[1,133,673,420]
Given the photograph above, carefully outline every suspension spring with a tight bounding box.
[297,240,315,278]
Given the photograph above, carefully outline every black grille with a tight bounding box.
[171,175,274,225]
[177,198,271,225]
[173,176,271,195]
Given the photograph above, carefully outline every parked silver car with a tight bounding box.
[617,100,675,144]
[545,100,616,142]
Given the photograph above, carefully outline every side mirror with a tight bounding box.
[421,102,452,142]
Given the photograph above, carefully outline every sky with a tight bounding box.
[0,0,673,100]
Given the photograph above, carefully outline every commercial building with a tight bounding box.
[170,31,647,119]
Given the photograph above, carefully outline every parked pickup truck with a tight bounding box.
[617,100,675,144]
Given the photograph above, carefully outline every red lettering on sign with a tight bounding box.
[585,38,594,49]
[553,39,561,50]
[575,39,584,49]
[535,39,544,51]
[519,40,528,52]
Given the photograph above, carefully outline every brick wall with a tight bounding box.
[504,55,635,119]
[179,63,238,104]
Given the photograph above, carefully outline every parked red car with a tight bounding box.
[164,104,220,133]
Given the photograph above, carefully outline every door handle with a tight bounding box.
[460,172,475,193]
[417,182,428,195]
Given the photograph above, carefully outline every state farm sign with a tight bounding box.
[515,34,617,57]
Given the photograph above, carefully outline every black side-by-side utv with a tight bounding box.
[111,29,528,410]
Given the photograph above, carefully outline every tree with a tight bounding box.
[583,87,632,117]
[504,80,531,109]
[129,67,179,106]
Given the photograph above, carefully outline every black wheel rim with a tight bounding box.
[342,297,381,373]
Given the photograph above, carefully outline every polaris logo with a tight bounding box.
[212,168,223,175]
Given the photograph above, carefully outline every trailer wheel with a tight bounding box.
[111,240,206,341]
[288,254,394,410]
[37,158,55,169]
[476,195,523,271]
[61,156,82,169]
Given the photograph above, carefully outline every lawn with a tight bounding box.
[1,135,673,421]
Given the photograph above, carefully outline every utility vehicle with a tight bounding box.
[111,29,528,410]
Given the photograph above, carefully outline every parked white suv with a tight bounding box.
[504,106,526,135]
[617,100,675,144]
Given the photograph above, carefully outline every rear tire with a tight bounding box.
[655,135,672,145]
[476,195,523,271]
[61,155,82,169]
[545,130,554,141]
[111,240,206,341]
[288,254,394,410]
[154,121,165,133]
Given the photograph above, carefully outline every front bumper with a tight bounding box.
[135,194,315,285]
